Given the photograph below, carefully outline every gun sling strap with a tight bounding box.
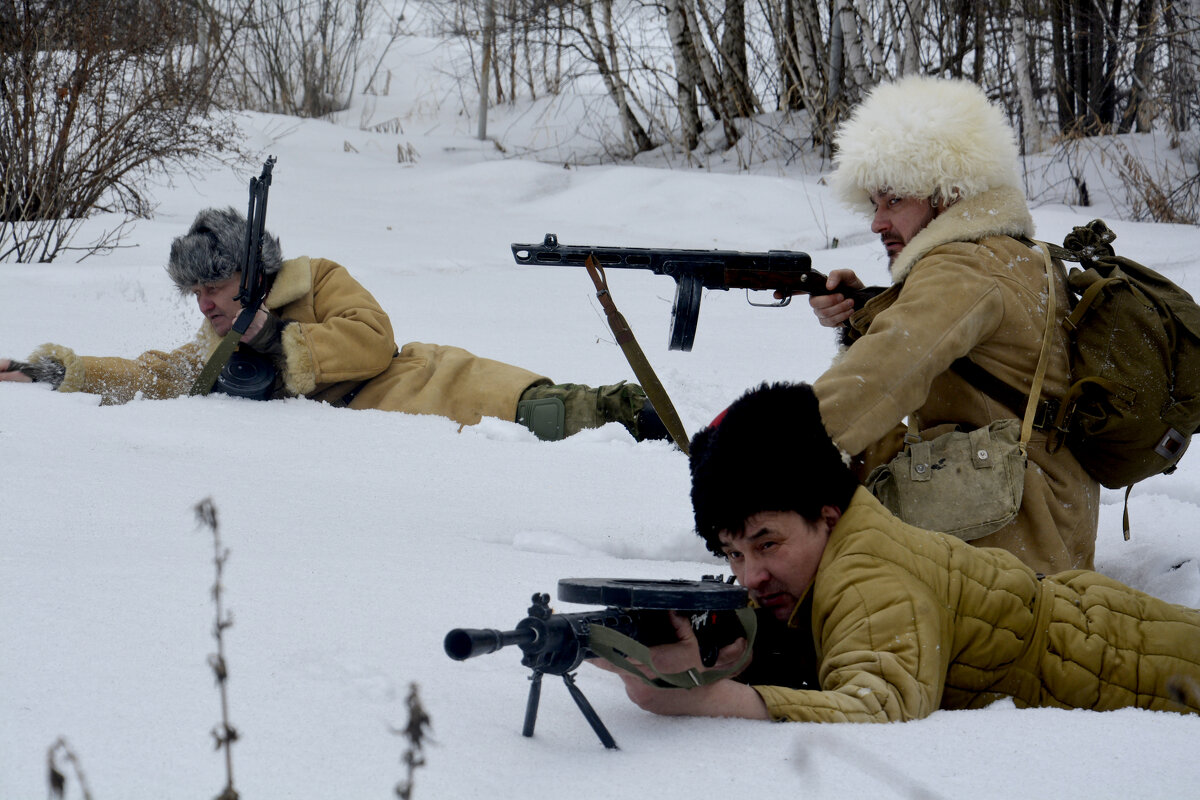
[189,327,243,396]
[586,606,758,689]
[583,255,691,454]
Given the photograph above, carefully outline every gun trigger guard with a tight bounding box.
[745,289,791,308]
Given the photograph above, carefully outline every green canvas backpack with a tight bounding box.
[956,220,1200,537]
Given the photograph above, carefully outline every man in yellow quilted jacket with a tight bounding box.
[0,207,667,442]
[595,382,1200,721]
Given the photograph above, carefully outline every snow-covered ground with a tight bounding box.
[3,19,1200,800]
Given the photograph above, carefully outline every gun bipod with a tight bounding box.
[523,667,619,749]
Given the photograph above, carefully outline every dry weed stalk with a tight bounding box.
[194,498,240,800]
[46,737,94,800]
[1107,143,1198,225]
[393,683,432,800]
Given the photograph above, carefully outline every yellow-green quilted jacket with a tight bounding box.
[753,488,1200,722]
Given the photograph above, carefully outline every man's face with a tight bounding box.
[718,509,834,622]
[869,191,939,264]
[192,274,242,336]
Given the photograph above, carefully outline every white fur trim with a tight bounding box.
[888,186,1035,282]
[265,257,312,309]
[280,322,316,396]
[28,343,82,392]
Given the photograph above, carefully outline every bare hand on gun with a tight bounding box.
[0,358,32,383]
[801,269,866,328]
[588,612,762,718]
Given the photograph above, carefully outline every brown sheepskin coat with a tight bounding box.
[813,186,1099,574]
[752,488,1200,722]
[29,257,545,425]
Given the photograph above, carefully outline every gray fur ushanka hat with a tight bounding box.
[166,207,284,291]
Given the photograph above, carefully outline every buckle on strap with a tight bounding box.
[1031,398,1061,432]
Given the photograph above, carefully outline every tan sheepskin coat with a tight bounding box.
[812,186,1099,574]
[752,488,1200,722]
[29,257,546,425]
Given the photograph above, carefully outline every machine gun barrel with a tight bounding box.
[444,579,750,749]
[444,626,538,661]
[444,605,635,676]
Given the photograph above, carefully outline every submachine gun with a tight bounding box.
[444,576,753,749]
[511,233,882,351]
[189,156,278,399]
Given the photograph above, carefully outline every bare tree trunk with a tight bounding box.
[767,0,826,116]
[837,0,872,91]
[949,0,969,77]
[971,0,984,82]
[793,0,826,104]
[771,0,798,109]
[825,8,844,159]
[579,0,653,154]
[1049,0,1076,131]
[719,0,756,116]
[666,0,702,150]
[1165,0,1200,135]
[1098,0,1124,126]
[678,0,739,144]
[852,0,885,82]
[901,0,926,75]
[477,0,495,139]
[1122,0,1157,132]
[1013,4,1044,153]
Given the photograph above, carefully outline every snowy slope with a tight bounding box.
[3,22,1200,800]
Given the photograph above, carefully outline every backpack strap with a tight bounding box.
[950,358,1061,432]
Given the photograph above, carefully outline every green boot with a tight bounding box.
[517,381,669,442]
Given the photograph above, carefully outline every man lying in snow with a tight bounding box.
[0,207,667,442]
[593,381,1200,721]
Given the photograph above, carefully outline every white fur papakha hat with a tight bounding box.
[829,76,1021,214]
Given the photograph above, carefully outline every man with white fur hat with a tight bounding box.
[807,76,1098,574]
[0,207,668,442]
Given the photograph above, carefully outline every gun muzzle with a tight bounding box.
[444,627,538,661]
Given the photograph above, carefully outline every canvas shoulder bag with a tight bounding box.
[865,244,1057,540]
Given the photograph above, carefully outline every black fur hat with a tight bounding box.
[689,382,858,555]
[166,207,283,291]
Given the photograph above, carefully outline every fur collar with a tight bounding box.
[889,186,1035,283]
[265,256,312,309]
